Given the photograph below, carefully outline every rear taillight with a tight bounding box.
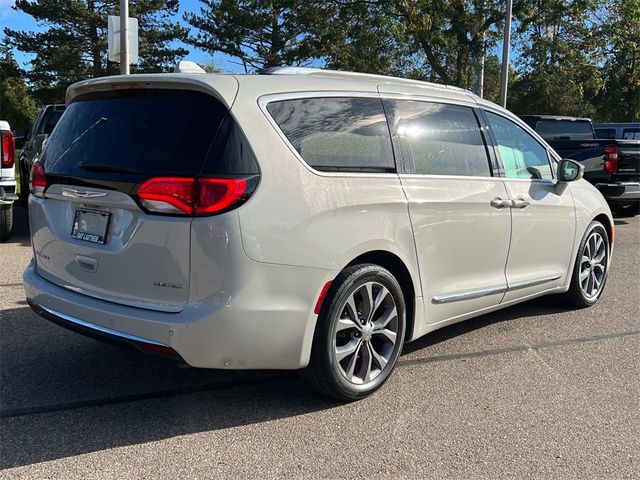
[603,145,619,174]
[137,176,251,216]
[1,130,16,168]
[30,162,48,198]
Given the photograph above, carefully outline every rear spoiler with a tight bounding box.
[65,73,239,109]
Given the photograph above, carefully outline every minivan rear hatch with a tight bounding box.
[32,86,232,312]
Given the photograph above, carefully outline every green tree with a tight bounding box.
[321,1,414,77]
[509,0,601,115]
[185,0,333,72]
[594,0,640,121]
[388,0,515,88]
[4,0,188,104]
[0,39,39,130]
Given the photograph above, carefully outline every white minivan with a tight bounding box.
[24,67,613,400]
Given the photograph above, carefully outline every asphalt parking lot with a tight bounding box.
[1,205,638,479]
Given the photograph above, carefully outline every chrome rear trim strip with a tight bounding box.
[37,303,166,346]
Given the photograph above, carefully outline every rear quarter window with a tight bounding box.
[266,97,395,172]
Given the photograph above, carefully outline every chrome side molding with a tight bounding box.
[432,285,507,304]
[507,274,561,291]
[432,274,562,304]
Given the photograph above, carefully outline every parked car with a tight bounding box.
[0,120,18,241]
[594,122,640,140]
[520,115,640,216]
[17,104,65,206]
[24,66,614,400]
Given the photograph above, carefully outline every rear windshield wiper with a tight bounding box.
[79,163,141,174]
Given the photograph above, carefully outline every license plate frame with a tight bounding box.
[70,208,111,244]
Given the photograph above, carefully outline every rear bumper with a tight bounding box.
[595,182,640,201]
[0,183,18,205]
[24,259,333,370]
[27,299,183,360]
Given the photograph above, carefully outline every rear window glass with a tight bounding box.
[594,128,616,139]
[41,90,228,183]
[40,108,65,135]
[535,121,594,140]
[385,100,491,177]
[267,97,394,172]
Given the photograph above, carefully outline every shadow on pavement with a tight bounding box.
[0,292,577,470]
[4,205,30,247]
[403,294,574,355]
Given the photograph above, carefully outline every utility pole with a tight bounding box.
[499,0,512,108]
[479,32,485,98]
[119,0,129,75]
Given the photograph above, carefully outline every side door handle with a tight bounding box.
[490,197,512,209]
[511,198,530,209]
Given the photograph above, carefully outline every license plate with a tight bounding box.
[71,208,111,244]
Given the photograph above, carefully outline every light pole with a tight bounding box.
[479,32,485,98]
[499,0,512,108]
[119,0,129,75]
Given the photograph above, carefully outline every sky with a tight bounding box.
[0,0,241,71]
[0,0,514,75]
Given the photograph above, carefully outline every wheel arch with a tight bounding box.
[593,213,614,247]
[344,250,417,343]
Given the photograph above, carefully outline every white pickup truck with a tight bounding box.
[0,120,18,241]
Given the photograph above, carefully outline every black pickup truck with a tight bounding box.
[520,115,640,216]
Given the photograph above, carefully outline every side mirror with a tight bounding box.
[33,133,49,153]
[558,159,584,182]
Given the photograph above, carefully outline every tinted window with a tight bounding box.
[595,128,616,139]
[486,112,553,180]
[535,120,594,140]
[40,109,65,135]
[267,97,394,172]
[385,100,490,176]
[622,128,640,140]
[202,114,259,175]
[42,90,228,184]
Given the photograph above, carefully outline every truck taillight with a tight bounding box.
[1,130,15,168]
[136,176,253,216]
[603,145,619,174]
[30,162,48,198]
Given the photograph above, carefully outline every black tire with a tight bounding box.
[19,159,30,207]
[564,221,610,308]
[0,204,13,242]
[610,201,640,217]
[303,264,406,401]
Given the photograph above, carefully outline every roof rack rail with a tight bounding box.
[262,66,473,95]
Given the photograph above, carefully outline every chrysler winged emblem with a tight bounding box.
[61,187,108,199]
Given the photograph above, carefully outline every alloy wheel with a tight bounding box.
[332,281,399,385]
[579,231,608,298]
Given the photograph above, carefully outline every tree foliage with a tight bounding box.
[5,0,639,122]
[4,0,188,103]
[0,40,39,130]
[508,0,602,116]
[594,0,640,121]
[184,0,333,72]
[388,0,513,88]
